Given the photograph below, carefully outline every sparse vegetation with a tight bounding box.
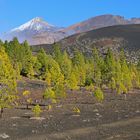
[22,90,32,109]
[0,38,140,117]
[0,46,17,118]
[94,88,104,101]
[32,104,42,117]
[73,106,81,114]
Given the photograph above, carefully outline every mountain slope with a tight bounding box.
[1,15,140,45]
[11,17,58,32]
[0,17,68,45]
[61,24,140,62]
[63,14,140,34]
[34,24,140,62]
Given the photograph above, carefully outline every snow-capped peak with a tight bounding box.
[11,17,56,32]
[31,17,43,22]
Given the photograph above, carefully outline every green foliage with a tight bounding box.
[92,48,103,86]
[66,72,79,90]
[94,88,104,101]
[47,104,52,111]
[23,90,30,96]
[44,83,66,104]
[2,38,140,105]
[60,51,72,80]
[20,41,34,77]
[116,82,128,94]
[53,43,63,64]
[109,77,116,90]
[54,83,66,98]
[22,90,32,109]
[32,105,42,117]
[0,46,17,117]
[131,63,140,88]
[4,38,34,78]
[103,48,116,84]
[73,106,81,114]
[35,48,64,87]
[86,84,94,91]
[43,87,56,100]
[4,38,21,78]
[47,57,64,86]
[121,59,132,91]
[85,60,94,86]
[45,72,52,86]
[34,48,48,79]
[72,50,85,66]
[71,51,87,87]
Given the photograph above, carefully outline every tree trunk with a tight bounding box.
[124,94,127,100]
[0,108,4,118]
[26,104,29,109]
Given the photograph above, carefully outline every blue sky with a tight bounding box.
[0,0,140,32]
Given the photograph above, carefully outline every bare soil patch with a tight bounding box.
[0,80,140,140]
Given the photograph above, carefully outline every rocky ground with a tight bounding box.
[0,87,140,140]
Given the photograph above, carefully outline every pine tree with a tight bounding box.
[0,47,17,118]
[45,72,52,87]
[22,90,32,109]
[120,52,132,92]
[4,38,22,79]
[72,50,86,87]
[72,50,85,66]
[78,66,86,87]
[53,43,63,65]
[103,49,116,85]
[47,56,64,85]
[34,48,48,79]
[133,63,140,87]
[94,87,104,101]
[3,38,34,78]
[53,82,66,98]
[92,48,103,87]
[85,59,94,86]
[66,72,79,90]
[60,51,72,81]
[43,87,56,100]
[20,41,34,77]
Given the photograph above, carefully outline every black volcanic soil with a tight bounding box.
[32,24,140,62]
[0,82,140,140]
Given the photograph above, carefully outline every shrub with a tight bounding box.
[43,88,55,99]
[46,104,52,111]
[32,105,42,117]
[22,90,32,109]
[73,106,81,114]
[94,87,104,101]
[86,84,94,91]
[116,82,128,94]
